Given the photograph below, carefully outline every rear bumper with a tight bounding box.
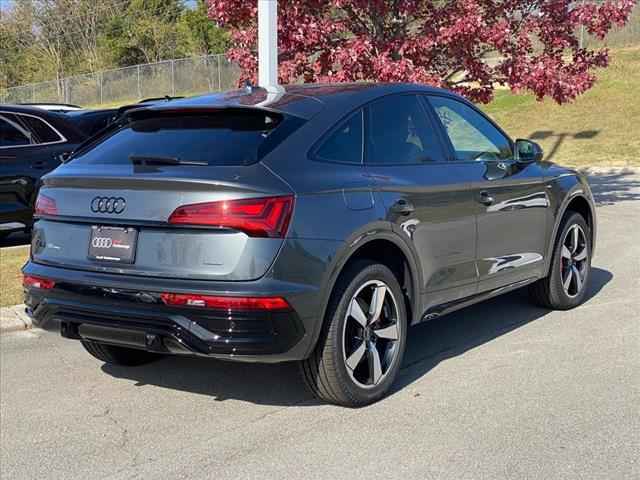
[23,261,320,363]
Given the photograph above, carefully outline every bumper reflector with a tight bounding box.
[23,275,56,290]
[159,293,291,311]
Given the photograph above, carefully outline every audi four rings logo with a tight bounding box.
[90,196,126,214]
[92,237,113,249]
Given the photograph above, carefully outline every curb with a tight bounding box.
[0,304,32,334]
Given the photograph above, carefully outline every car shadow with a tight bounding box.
[529,130,600,163]
[395,267,612,393]
[100,267,612,407]
[585,170,640,206]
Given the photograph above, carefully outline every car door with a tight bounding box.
[427,95,549,292]
[363,94,479,313]
[0,113,38,231]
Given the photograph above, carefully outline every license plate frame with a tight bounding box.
[88,226,138,264]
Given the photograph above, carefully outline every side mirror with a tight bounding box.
[515,139,543,163]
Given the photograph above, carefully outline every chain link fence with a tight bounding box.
[0,54,240,107]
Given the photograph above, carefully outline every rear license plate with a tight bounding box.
[88,226,138,264]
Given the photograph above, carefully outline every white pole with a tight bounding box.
[258,0,278,88]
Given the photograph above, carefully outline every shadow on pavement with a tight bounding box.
[395,267,612,393]
[586,170,640,206]
[100,267,612,407]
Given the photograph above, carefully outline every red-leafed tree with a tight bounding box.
[208,0,635,103]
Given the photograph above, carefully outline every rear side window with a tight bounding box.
[17,114,64,143]
[71,110,304,166]
[0,114,32,147]
[315,110,363,164]
[365,95,445,165]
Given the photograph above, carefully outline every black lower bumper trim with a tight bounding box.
[30,287,305,357]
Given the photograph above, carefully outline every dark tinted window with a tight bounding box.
[366,95,444,165]
[0,114,32,147]
[315,110,363,164]
[429,96,512,161]
[68,111,116,138]
[71,110,304,166]
[17,114,63,143]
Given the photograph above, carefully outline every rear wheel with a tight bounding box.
[301,260,407,407]
[81,340,161,366]
[529,212,591,309]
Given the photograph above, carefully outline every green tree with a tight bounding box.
[1,0,229,89]
[177,0,229,56]
[100,0,185,65]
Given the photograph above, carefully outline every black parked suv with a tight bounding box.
[0,105,87,239]
[0,105,129,240]
[23,84,596,406]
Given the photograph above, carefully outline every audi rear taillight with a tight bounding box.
[23,275,55,290]
[167,195,294,238]
[160,293,291,311]
[34,194,57,216]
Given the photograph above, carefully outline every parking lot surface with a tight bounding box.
[1,170,638,479]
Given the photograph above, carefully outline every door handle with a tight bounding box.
[478,191,495,206]
[391,199,415,215]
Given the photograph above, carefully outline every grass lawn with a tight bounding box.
[1,247,29,308]
[483,47,640,167]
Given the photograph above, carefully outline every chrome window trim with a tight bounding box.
[0,111,67,149]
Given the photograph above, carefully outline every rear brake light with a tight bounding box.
[34,194,57,216]
[23,275,55,290]
[167,195,294,238]
[160,293,291,311]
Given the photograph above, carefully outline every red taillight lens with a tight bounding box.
[160,293,291,311]
[168,195,294,238]
[34,194,57,216]
[23,275,55,290]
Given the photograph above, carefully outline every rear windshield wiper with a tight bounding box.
[129,155,208,166]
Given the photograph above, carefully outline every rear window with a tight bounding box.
[70,109,305,166]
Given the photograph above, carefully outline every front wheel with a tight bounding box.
[529,212,592,310]
[301,260,407,407]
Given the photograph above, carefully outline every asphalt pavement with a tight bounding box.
[1,169,638,479]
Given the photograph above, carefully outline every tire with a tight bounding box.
[81,340,161,366]
[300,260,408,407]
[529,212,592,310]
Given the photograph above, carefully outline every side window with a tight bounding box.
[0,114,32,147]
[365,95,444,165]
[428,96,513,162]
[17,115,63,143]
[315,110,363,164]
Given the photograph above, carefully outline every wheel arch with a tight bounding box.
[545,187,596,276]
[306,229,423,358]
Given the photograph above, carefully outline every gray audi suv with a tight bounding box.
[23,84,596,406]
